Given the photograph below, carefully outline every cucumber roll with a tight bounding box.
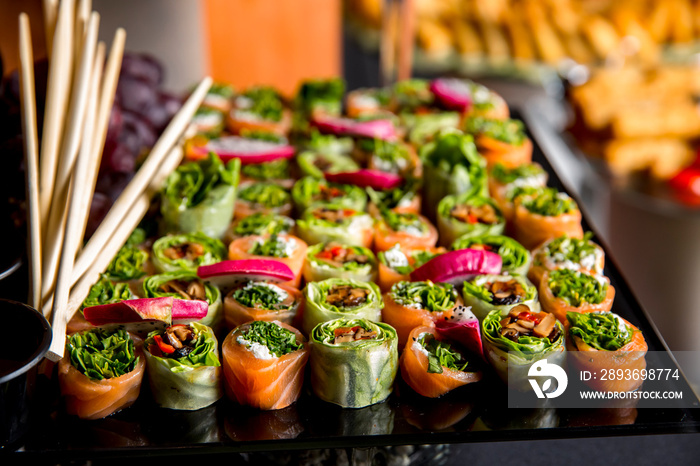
[303,242,377,283]
[160,153,240,239]
[462,274,540,322]
[482,306,565,390]
[143,322,222,410]
[309,318,398,408]
[143,271,223,331]
[437,193,505,247]
[151,232,226,273]
[301,278,383,335]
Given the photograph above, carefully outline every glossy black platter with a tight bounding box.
[6,111,700,461]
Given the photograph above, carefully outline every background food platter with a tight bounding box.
[9,113,700,461]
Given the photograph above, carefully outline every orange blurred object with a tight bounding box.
[202,0,342,96]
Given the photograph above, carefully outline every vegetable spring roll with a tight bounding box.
[402,112,461,146]
[356,139,421,178]
[366,180,422,216]
[291,177,367,215]
[374,210,438,252]
[389,79,435,114]
[160,153,240,239]
[377,245,444,292]
[400,326,482,398]
[383,280,462,350]
[539,269,615,328]
[566,311,647,393]
[104,242,149,282]
[512,187,584,249]
[301,278,383,335]
[346,87,390,118]
[226,86,292,136]
[296,150,359,179]
[309,318,398,408]
[58,328,144,420]
[80,275,135,311]
[191,107,225,137]
[225,212,295,243]
[222,320,309,410]
[462,274,540,322]
[223,281,302,330]
[143,271,223,331]
[151,232,226,274]
[228,234,308,288]
[465,117,533,169]
[488,162,548,226]
[143,322,222,410]
[303,242,377,283]
[482,306,566,390]
[429,78,510,120]
[201,82,235,113]
[295,77,345,119]
[235,181,293,219]
[437,193,505,247]
[529,232,605,287]
[452,234,531,276]
[241,157,294,189]
[419,129,488,221]
[296,204,374,248]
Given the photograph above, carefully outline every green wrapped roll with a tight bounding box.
[402,112,461,146]
[452,234,531,276]
[81,275,135,310]
[299,129,354,155]
[302,242,377,283]
[366,179,421,214]
[356,139,419,177]
[241,158,291,184]
[301,278,383,335]
[151,232,226,273]
[105,229,149,281]
[462,274,540,322]
[437,193,505,247]
[143,271,223,331]
[482,308,566,391]
[296,150,358,179]
[236,181,293,217]
[143,322,222,410]
[309,318,398,408]
[291,177,367,215]
[160,153,240,238]
[296,204,374,248]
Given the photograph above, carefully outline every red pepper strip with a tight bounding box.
[330,246,345,257]
[154,335,176,354]
[316,250,333,259]
[517,311,541,324]
[334,326,360,337]
[467,213,478,224]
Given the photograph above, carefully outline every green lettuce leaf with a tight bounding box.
[68,328,138,381]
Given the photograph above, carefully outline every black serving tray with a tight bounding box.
[7,112,700,461]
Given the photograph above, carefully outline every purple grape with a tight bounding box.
[116,77,158,115]
[120,53,164,86]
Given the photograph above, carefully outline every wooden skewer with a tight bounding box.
[71,76,214,286]
[41,12,100,308]
[66,145,185,321]
[47,42,103,362]
[42,0,59,62]
[18,14,42,310]
[74,0,92,68]
[38,0,74,243]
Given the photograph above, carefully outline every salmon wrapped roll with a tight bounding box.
[539,269,615,329]
[437,193,505,247]
[143,322,222,410]
[462,274,540,322]
[465,117,532,169]
[528,232,605,288]
[235,181,293,220]
[296,205,374,248]
[59,328,144,420]
[382,280,462,350]
[400,326,482,398]
[512,187,584,250]
[452,234,531,277]
[309,318,398,408]
[487,163,548,227]
[228,234,308,288]
[374,210,438,252]
[377,245,444,292]
[301,278,383,335]
[222,320,309,410]
[223,281,302,330]
[226,86,292,136]
[482,305,566,390]
[303,242,377,283]
[566,311,648,393]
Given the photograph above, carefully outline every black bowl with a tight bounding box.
[0,299,52,450]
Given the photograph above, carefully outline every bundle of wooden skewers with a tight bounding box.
[17,0,212,362]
